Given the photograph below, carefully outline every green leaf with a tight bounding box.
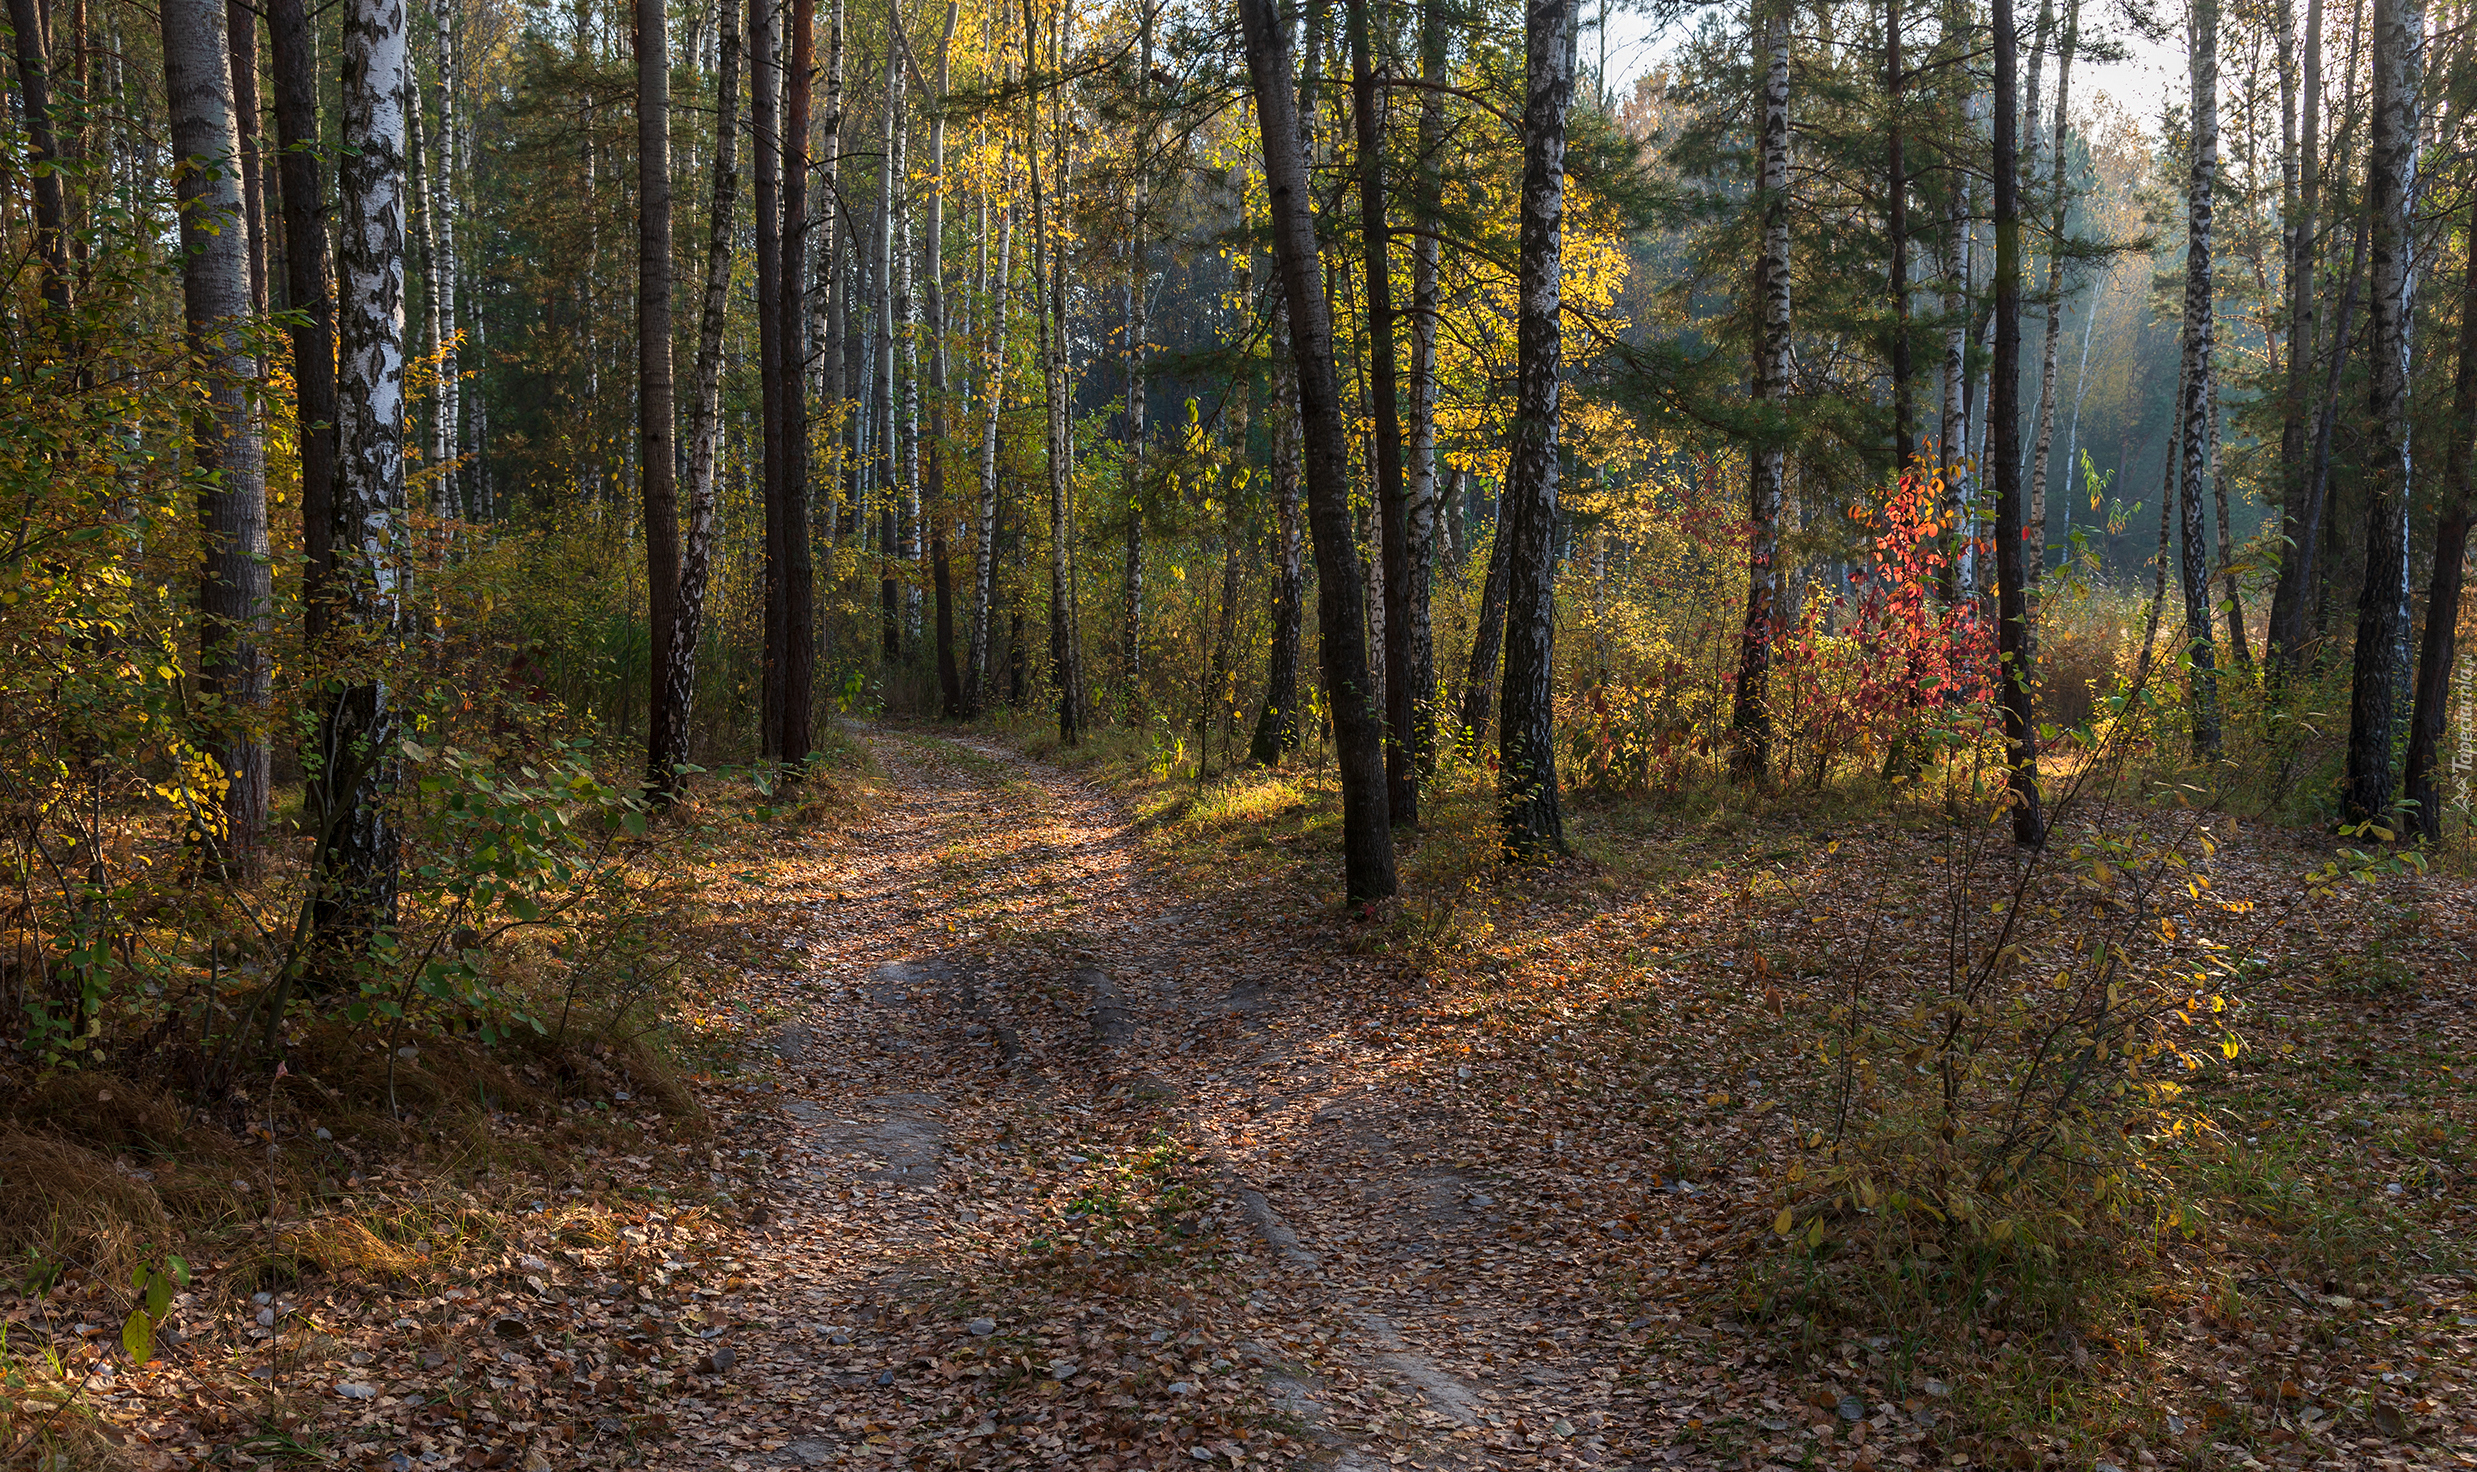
[146,1270,172,1319]
[122,1308,154,1364]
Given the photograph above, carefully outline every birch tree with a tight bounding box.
[2341,0,2420,824]
[309,0,411,961]
[636,0,681,792]
[2264,0,2321,671]
[2176,0,2222,758]
[1498,0,1579,857]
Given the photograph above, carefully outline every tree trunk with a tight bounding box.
[2265,0,2322,671]
[2137,353,2189,685]
[2343,0,2421,825]
[1992,0,2045,844]
[1458,495,1511,747]
[637,0,680,794]
[1498,0,1578,858]
[1238,0,1395,900]
[669,0,738,782]
[1728,0,1789,783]
[309,0,410,967]
[2026,0,2077,650]
[930,0,963,717]
[967,203,1015,715]
[1251,320,1307,765]
[269,0,336,644]
[751,0,785,754]
[1936,78,1972,603]
[820,0,846,536]
[2403,197,2477,843]
[429,0,461,511]
[1029,0,1084,743]
[6,0,72,318]
[1404,0,1444,779]
[2176,0,2222,758]
[164,0,272,865]
[1342,0,1413,825]
[777,0,815,763]
[875,41,900,659]
[1121,2,1154,715]
[1884,0,1911,470]
[894,20,921,645]
[227,0,266,318]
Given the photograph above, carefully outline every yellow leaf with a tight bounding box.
[1774,1208,1795,1237]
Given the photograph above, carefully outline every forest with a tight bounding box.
[1,0,2475,1462]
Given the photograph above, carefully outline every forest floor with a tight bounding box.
[6,723,2476,1472]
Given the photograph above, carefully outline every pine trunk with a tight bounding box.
[1238,0,1394,900]
[164,0,272,864]
[750,0,786,753]
[2403,198,2477,843]
[777,0,816,763]
[1251,323,1307,765]
[269,0,336,642]
[6,0,71,317]
[1992,0,2046,843]
[1729,0,1789,783]
[1342,0,1413,824]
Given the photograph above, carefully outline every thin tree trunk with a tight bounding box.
[1404,0,1444,778]
[309,0,411,967]
[227,0,266,319]
[1936,78,1971,603]
[430,0,460,511]
[6,0,71,318]
[1121,1,1154,714]
[893,17,920,644]
[2342,0,2421,825]
[1885,0,1911,469]
[410,101,445,514]
[2176,0,2220,759]
[1029,0,1083,743]
[967,203,1014,714]
[820,0,845,536]
[1498,0,1578,857]
[1344,0,1413,824]
[1729,0,1789,783]
[929,0,963,717]
[2403,197,2477,844]
[2265,0,2322,671]
[2137,353,2190,685]
[1457,495,1511,746]
[164,0,272,863]
[637,0,681,793]
[1238,0,1395,899]
[1992,0,2046,843]
[777,0,815,762]
[2025,0,2077,653]
[875,39,900,658]
[751,0,785,753]
[1251,315,1307,764]
[269,0,335,643]
[669,0,739,778]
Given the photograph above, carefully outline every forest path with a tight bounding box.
[680,726,1678,1471]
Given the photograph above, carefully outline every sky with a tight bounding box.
[1590,1,2189,139]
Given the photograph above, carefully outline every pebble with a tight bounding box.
[336,1382,377,1400]
[966,1318,997,1336]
